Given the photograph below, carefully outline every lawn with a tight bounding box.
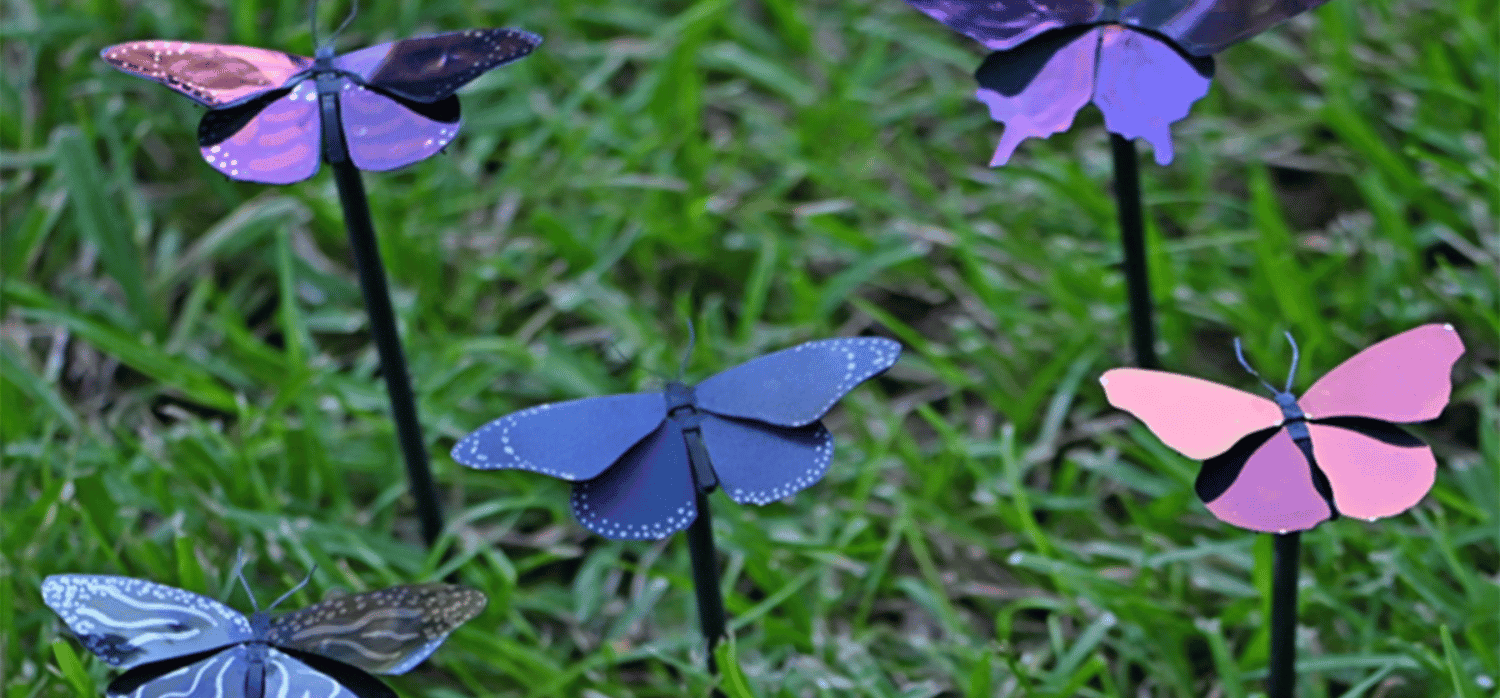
[2,0,1496,696]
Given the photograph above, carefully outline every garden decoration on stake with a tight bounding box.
[1100,323,1465,698]
[41,556,487,697]
[453,336,901,671]
[98,6,541,549]
[900,0,1335,368]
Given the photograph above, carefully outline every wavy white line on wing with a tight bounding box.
[97,586,221,624]
[76,606,204,633]
[287,608,417,637]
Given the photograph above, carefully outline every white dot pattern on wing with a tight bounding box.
[452,403,580,480]
[41,575,249,665]
[570,489,695,540]
[727,425,834,505]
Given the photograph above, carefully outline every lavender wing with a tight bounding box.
[335,79,462,172]
[196,81,322,184]
[1091,25,1213,165]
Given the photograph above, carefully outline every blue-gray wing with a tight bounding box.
[569,423,698,540]
[109,645,249,698]
[268,584,486,675]
[1123,0,1333,55]
[263,648,363,698]
[902,0,1105,51]
[451,393,666,481]
[695,337,901,427]
[41,574,251,670]
[699,415,834,506]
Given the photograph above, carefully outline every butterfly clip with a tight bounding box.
[100,24,540,183]
[453,337,902,540]
[1101,324,1464,532]
[902,0,1333,165]
[42,559,486,698]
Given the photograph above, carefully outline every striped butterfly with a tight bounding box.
[42,567,486,697]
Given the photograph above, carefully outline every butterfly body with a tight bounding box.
[1101,324,1464,532]
[454,337,901,540]
[101,28,540,184]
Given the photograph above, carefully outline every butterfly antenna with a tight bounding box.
[677,318,696,382]
[332,0,358,42]
[309,0,319,48]
[231,550,260,613]
[1282,331,1300,393]
[1233,337,1278,394]
[267,566,318,612]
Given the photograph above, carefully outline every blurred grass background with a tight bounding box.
[2,0,1496,695]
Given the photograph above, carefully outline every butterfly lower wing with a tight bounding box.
[337,81,461,171]
[1122,0,1333,56]
[1200,429,1332,532]
[1092,26,1214,166]
[41,574,251,670]
[108,645,248,698]
[452,393,665,482]
[1298,323,1465,422]
[268,584,486,675]
[333,29,542,103]
[197,82,322,184]
[264,648,364,698]
[1101,368,1284,460]
[698,415,833,505]
[570,424,698,540]
[972,26,1099,166]
[1307,422,1435,522]
[100,41,312,108]
[901,0,1104,51]
[694,337,900,428]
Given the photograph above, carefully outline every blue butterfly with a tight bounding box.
[452,337,902,540]
[42,570,485,698]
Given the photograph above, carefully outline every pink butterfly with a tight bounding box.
[100,29,540,184]
[1100,324,1465,533]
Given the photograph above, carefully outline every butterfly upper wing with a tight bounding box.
[1198,428,1333,532]
[333,29,542,103]
[1306,421,1435,523]
[901,0,1105,51]
[1101,368,1284,460]
[571,424,698,540]
[1122,0,1333,56]
[100,41,312,108]
[336,83,462,172]
[1091,25,1214,166]
[973,26,1099,165]
[697,415,834,506]
[1297,323,1465,423]
[694,337,900,428]
[268,584,486,675]
[41,574,251,670]
[197,82,323,184]
[452,393,666,482]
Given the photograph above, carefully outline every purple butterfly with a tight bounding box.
[902,0,1332,165]
[100,28,541,184]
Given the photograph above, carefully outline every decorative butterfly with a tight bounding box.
[901,0,1333,165]
[453,337,902,540]
[42,571,486,698]
[1100,324,1465,533]
[100,28,541,184]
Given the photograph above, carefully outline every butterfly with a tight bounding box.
[901,0,1333,165]
[1100,323,1465,533]
[42,571,486,698]
[452,337,902,540]
[100,28,541,184]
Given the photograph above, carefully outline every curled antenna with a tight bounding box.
[677,318,696,382]
[1281,331,1299,393]
[1232,337,1279,394]
[231,550,260,612]
[267,565,317,612]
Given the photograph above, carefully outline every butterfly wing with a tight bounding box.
[901,0,1105,51]
[973,26,1099,166]
[1091,25,1214,166]
[107,645,249,698]
[1298,323,1465,422]
[570,424,698,540]
[694,337,900,428]
[1101,368,1284,459]
[333,29,542,103]
[41,574,251,670]
[698,415,834,505]
[336,81,462,171]
[1122,0,1334,56]
[263,648,365,698]
[1198,428,1333,532]
[1307,421,1436,522]
[197,82,322,184]
[100,41,312,108]
[452,393,666,482]
[268,584,486,675]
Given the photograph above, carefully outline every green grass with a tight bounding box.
[3,0,1496,696]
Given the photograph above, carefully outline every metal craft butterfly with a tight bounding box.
[100,28,540,184]
[453,337,902,540]
[42,570,486,698]
[902,0,1333,165]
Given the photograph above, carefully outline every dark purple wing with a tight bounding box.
[333,29,542,103]
[336,81,462,172]
[698,415,834,506]
[902,0,1105,51]
[100,41,312,108]
[1122,0,1334,56]
[570,424,697,540]
[451,393,665,482]
[1091,25,1213,166]
[694,337,900,428]
[973,25,1100,165]
[197,81,322,184]
[41,574,251,670]
[268,584,486,675]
